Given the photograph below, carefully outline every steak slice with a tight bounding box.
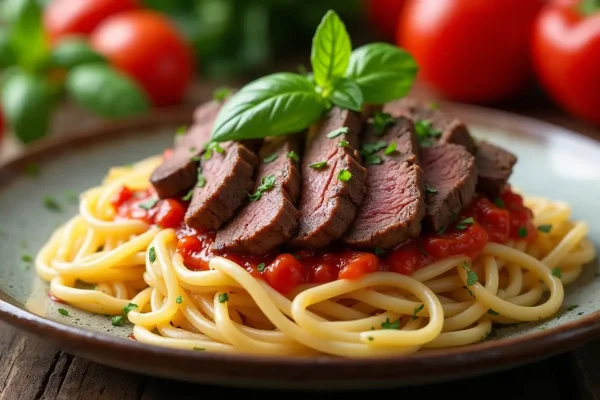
[212,134,303,255]
[344,117,426,249]
[184,142,258,231]
[421,144,478,232]
[384,98,476,153]
[291,107,367,249]
[475,141,517,199]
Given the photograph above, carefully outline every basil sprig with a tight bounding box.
[210,9,418,143]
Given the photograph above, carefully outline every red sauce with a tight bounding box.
[113,184,535,295]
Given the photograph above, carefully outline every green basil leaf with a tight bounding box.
[50,38,105,69]
[310,9,352,89]
[346,42,418,104]
[211,72,326,142]
[66,64,150,118]
[329,77,363,111]
[1,72,52,143]
[4,0,47,72]
[0,27,16,69]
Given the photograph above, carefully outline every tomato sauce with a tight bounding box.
[112,185,535,295]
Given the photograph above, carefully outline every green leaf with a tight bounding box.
[346,43,418,104]
[1,72,52,143]
[66,64,150,118]
[4,0,48,72]
[50,38,106,69]
[0,27,16,69]
[210,72,326,142]
[329,77,363,111]
[310,9,352,89]
[579,0,600,16]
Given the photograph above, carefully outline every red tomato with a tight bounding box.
[264,254,304,294]
[423,223,489,260]
[154,199,185,229]
[90,10,194,107]
[338,253,379,280]
[43,0,138,44]
[397,0,544,103]
[177,235,211,271]
[364,0,407,40]
[532,0,600,126]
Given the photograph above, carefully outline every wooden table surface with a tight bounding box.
[0,82,599,399]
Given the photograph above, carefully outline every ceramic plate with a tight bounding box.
[0,103,598,390]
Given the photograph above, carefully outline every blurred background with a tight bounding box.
[0,0,598,155]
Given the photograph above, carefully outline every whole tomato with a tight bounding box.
[397,0,544,104]
[364,0,407,41]
[90,10,194,107]
[532,0,600,126]
[43,0,138,44]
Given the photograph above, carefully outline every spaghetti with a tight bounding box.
[35,155,596,357]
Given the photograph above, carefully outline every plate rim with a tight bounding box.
[0,101,598,388]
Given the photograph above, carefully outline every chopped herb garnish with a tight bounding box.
[197,167,206,188]
[337,139,349,148]
[429,101,439,110]
[25,163,41,177]
[412,304,424,320]
[149,247,156,263]
[374,247,385,256]
[111,316,124,326]
[213,86,232,102]
[551,267,562,278]
[58,308,69,316]
[337,169,352,181]
[191,156,201,162]
[462,262,479,286]
[193,347,206,351]
[381,317,400,330]
[437,226,446,235]
[538,224,552,233]
[309,161,328,169]
[287,150,300,161]
[175,126,187,136]
[182,189,194,201]
[21,254,32,263]
[257,262,266,272]
[360,141,386,156]
[138,199,158,210]
[365,154,383,165]
[263,153,278,164]
[122,303,138,315]
[20,240,28,249]
[218,293,229,303]
[372,112,395,136]
[189,147,197,153]
[567,304,579,311]
[518,227,528,238]
[417,243,428,256]
[326,126,349,139]
[248,174,276,201]
[367,336,374,341]
[455,217,474,230]
[44,196,62,212]
[414,120,442,143]
[176,296,183,304]
[487,309,499,316]
[494,198,505,208]
[424,185,437,194]
[203,141,225,160]
[383,142,397,155]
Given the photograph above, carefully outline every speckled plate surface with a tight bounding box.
[0,103,598,390]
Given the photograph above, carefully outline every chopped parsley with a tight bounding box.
[429,101,439,110]
[518,227,528,238]
[424,185,437,194]
[248,174,276,201]
[487,309,499,316]
[455,217,474,230]
[203,141,225,160]
[367,336,374,341]
[21,254,33,262]
[58,308,69,316]
[494,198,505,208]
[176,296,183,304]
[383,142,397,155]
[365,154,383,165]
[326,126,348,139]
[191,156,202,162]
[44,196,62,212]
[337,139,349,148]
[257,262,266,272]
[309,161,328,169]
[25,163,41,177]
[122,303,138,315]
[360,141,386,156]
[149,246,156,263]
[287,150,300,161]
[414,119,441,146]
[412,304,424,320]
[138,198,158,210]
[567,304,579,311]
[218,293,229,303]
[175,126,187,136]
[462,262,479,286]
[372,112,395,136]
[551,267,562,278]
[111,316,124,326]
[263,153,278,164]
[538,224,552,233]
[213,86,232,102]
[182,189,194,201]
[374,247,385,256]
[197,167,206,188]
[417,243,429,256]
[381,317,400,330]
[189,147,197,153]
[193,347,206,351]
[337,169,352,182]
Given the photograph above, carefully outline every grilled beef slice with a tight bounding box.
[291,107,367,249]
[343,117,426,249]
[475,141,517,199]
[212,135,302,255]
[421,144,478,232]
[384,98,476,153]
[184,142,258,231]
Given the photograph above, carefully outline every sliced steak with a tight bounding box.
[176,101,223,150]
[421,144,478,232]
[344,117,426,249]
[212,134,303,255]
[384,98,476,153]
[475,141,517,199]
[291,107,367,249]
[184,142,258,231]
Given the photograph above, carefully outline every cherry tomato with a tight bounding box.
[397,0,544,103]
[464,196,510,243]
[264,254,304,294]
[154,199,185,229]
[338,252,379,280]
[364,0,407,40]
[43,0,138,44]
[177,235,211,271]
[385,240,430,276]
[306,263,338,284]
[90,10,194,107]
[532,0,600,127]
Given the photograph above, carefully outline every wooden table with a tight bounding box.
[0,83,599,399]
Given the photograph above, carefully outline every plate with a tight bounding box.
[0,103,598,390]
